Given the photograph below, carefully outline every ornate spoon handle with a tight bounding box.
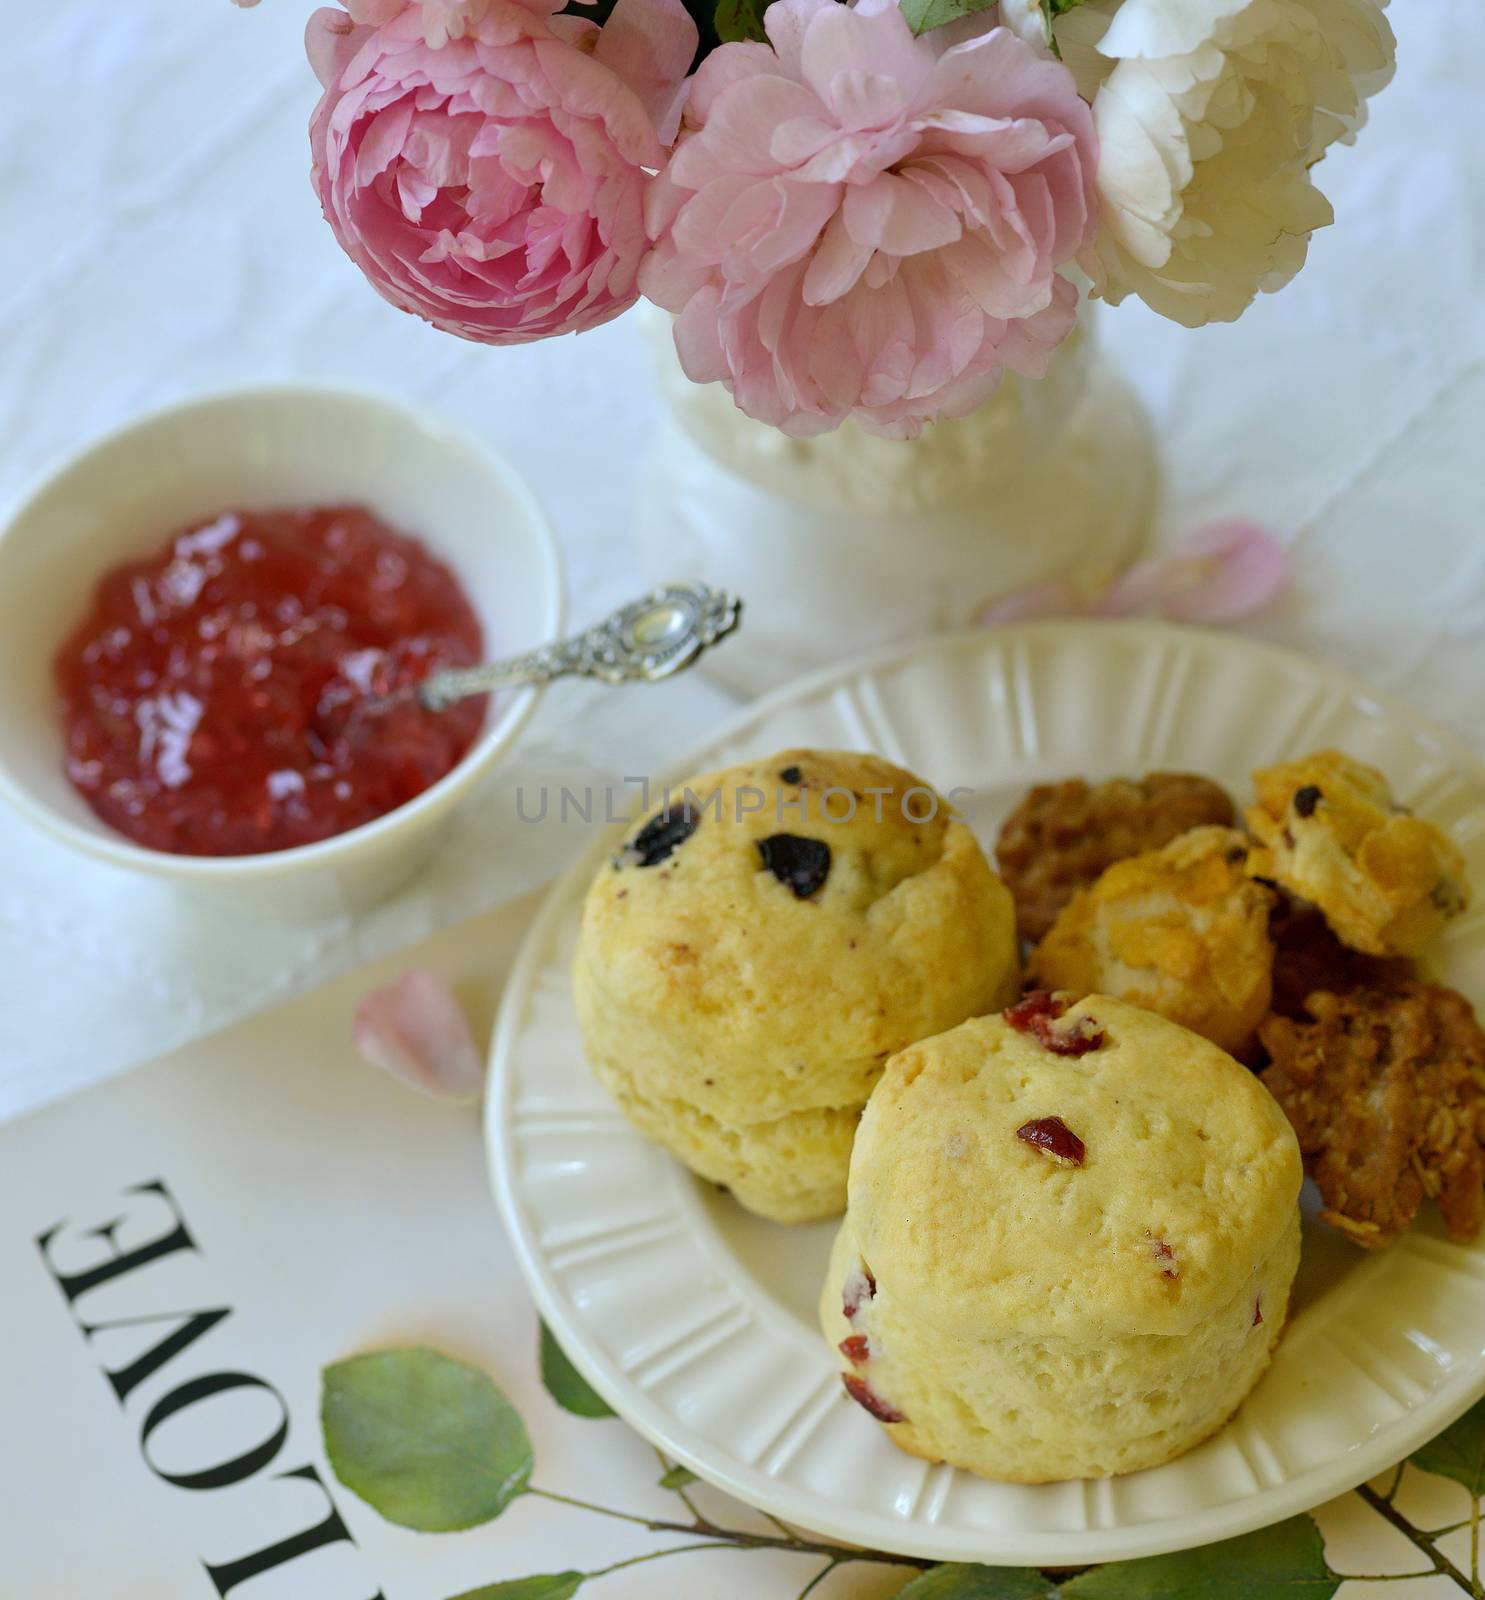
[416,581,743,711]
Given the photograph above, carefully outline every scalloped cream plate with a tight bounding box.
[487,622,1485,1566]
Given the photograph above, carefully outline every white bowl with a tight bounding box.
[0,383,563,919]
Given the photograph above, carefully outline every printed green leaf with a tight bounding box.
[659,1464,699,1490]
[714,0,769,44]
[1411,1395,1485,1494]
[450,1576,585,1600]
[894,1568,1059,1599]
[540,1323,616,1419]
[1061,1516,1338,1599]
[900,0,995,36]
[323,1347,534,1532]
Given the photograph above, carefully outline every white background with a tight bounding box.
[1,0,1481,1117]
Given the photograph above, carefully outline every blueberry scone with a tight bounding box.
[1027,826,1276,1058]
[821,995,1303,1481]
[995,772,1236,942]
[1246,750,1471,957]
[573,750,1020,1223]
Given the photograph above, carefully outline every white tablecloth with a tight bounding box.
[2,0,1482,1119]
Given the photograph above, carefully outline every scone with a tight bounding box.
[821,995,1303,1481]
[1246,750,1471,957]
[1027,826,1276,1057]
[996,772,1236,942]
[574,750,1020,1223]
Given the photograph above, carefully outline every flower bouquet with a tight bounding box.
[238,0,1396,686]
[242,0,1393,438]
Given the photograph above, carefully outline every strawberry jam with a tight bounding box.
[55,505,485,856]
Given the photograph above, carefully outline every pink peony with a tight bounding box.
[306,0,695,345]
[640,0,1098,437]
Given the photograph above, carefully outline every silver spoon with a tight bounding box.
[406,580,743,713]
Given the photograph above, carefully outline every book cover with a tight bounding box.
[0,901,886,1599]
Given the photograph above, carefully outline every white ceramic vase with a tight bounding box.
[632,301,1158,697]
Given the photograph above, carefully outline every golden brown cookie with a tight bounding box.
[1027,826,1276,1057]
[995,772,1235,943]
[1246,750,1471,957]
[1260,982,1485,1249]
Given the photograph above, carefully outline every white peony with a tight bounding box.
[1003,0,1396,327]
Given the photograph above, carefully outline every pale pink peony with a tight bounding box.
[307,0,695,345]
[639,0,1098,438]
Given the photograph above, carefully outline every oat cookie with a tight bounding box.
[1266,904,1411,1021]
[1260,982,1485,1249]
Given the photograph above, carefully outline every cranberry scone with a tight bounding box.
[821,995,1302,1480]
[573,750,1020,1223]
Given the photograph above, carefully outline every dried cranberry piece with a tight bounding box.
[1152,1240,1180,1279]
[758,833,831,898]
[1005,992,1105,1057]
[1252,1297,1264,1328]
[843,1374,906,1424]
[779,765,802,785]
[619,803,700,868]
[1017,1116,1086,1165]
[842,1264,877,1320]
[839,1335,870,1366]
[1293,785,1323,818]
[1007,991,1066,1029]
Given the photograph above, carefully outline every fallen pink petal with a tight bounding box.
[1096,521,1292,624]
[353,969,486,1100]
